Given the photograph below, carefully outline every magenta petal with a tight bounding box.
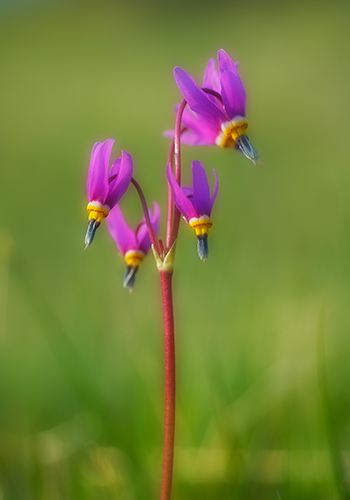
[91,142,100,156]
[137,202,161,254]
[218,49,246,118]
[174,67,227,128]
[108,157,121,181]
[87,139,114,203]
[106,204,136,255]
[202,57,221,93]
[210,169,219,212]
[180,132,215,146]
[166,163,196,221]
[192,161,211,216]
[150,201,161,234]
[182,186,193,199]
[180,106,217,143]
[202,57,223,107]
[163,104,217,146]
[106,150,133,209]
[163,127,212,147]
[166,128,216,146]
[163,129,175,139]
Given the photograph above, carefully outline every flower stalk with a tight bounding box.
[167,99,187,250]
[159,269,176,500]
[131,177,160,255]
[155,98,189,500]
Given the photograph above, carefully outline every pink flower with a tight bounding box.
[165,49,258,164]
[167,161,218,261]
[85,139,133,248]
[106,202,160,290]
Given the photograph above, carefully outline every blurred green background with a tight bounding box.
[1,0,350,498]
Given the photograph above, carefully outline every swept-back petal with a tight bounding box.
[108,157,121,181]
[180,132,214,146]
[87,139,114,203]
[202,57,222,107]
[163,104,217,146]
[166,163,197,221]
[210,169,219,213]
[218,49,246,118]
[91,142,100,156]
[182,186,193,199]
[174,67,227,128]
[202,57,221,93]
[181,106,218,143]
[137,202,161,254]
[192,161,211,216]
[163,129,214,146]
[106,204,136,255]
[106,150,133,209]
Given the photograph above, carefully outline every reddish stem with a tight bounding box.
[166,138,176,250]
[174,101,187,185]
[165,125,187,250]
[159,270,176,500]
[166,100,187,250]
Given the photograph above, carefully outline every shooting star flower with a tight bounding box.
[106,202,160,291]
[166,49,258,164]
[85,139,133,248]
[166,161,218,261]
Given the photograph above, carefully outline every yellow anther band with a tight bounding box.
[189,217,213,236]
[87,202,110,223]
[215,116,248,148]
[124,250,145,268]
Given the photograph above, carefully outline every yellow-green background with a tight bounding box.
[1,0,350,498]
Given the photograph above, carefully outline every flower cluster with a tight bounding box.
[82,47,259,500]
[84,49,258,284]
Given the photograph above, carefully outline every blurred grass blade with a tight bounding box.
[9,237,118,440]
[317,304,349,500]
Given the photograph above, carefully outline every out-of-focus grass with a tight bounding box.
[1,0,350,498]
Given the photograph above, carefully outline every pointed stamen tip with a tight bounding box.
[84,218,100,248]
[123,265,138,291]
[197,234,209,261]
[235,134,259,164]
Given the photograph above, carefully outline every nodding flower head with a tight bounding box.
[85,139,133,249]
[166,161,218,261]
[106,202,160,291]
[167,49,258,164]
